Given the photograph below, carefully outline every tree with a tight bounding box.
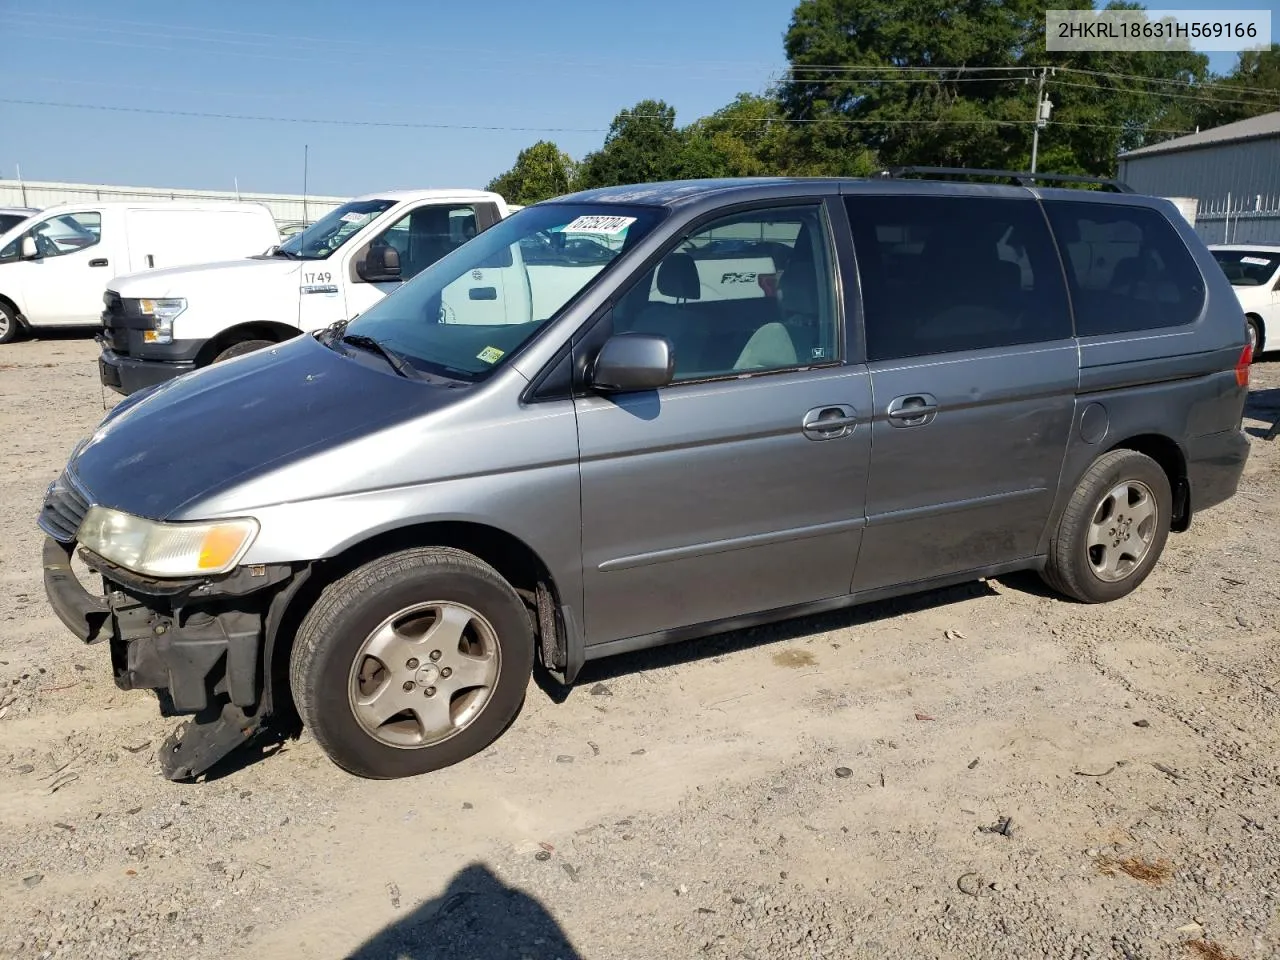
[1192,44,1280,129]
[778,0,1209,177]
[575,100,688,188]
[685,94,788,176]
[485,140,577,205]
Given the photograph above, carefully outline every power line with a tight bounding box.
[0,98,609,133]
[2,96,1191,134]
[1049,78,1279,109]
[1053,65,1280,97]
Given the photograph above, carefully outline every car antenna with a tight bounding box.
[297,144,308,333]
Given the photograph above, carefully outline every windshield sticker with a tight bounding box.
[562,215,636,235]
[340,211,367,224]
[1241,256,1273,266]
[476,346,505,364]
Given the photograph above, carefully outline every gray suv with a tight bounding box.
[39,173,1252,780]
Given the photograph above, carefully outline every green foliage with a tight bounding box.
[485,5,1280,193]
[485,140,577,205]
[576,100,686,189]
[778,0,1209,177]
[1193,44,1280,129]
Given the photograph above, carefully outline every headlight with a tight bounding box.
[138,298,186,345]
[78,506,258,577]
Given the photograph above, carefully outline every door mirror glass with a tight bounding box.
[357,244,402,283]
[591,333,675,392]
[20,236,37,260]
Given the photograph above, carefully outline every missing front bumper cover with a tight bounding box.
[41,534,298,780]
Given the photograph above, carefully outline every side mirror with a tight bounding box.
[357,244,401,282]
[20,236,38,260]
[591,333,675,393]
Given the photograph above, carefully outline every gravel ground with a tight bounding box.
[1,334,1278,960]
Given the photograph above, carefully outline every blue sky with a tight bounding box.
[0,0,1272,197]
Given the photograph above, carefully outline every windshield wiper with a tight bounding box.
[340,333,419,379]
[273,247,299,259]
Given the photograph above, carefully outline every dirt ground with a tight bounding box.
[1,334,1279,960]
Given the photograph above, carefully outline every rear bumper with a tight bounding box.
[1186,428,1251,516]
[98,346,195,396]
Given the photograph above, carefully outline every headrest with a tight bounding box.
[657,253,700,300]
[779,255,818,318]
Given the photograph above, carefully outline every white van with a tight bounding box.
[0,201,279,345]
[97,189,516,395]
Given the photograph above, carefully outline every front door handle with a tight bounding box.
[886,394,939,427]
[802,405,858,440]
[88,258,108,267]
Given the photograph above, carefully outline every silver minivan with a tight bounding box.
[40,173,1253,780]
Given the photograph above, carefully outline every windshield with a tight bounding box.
[275,198,396,260]
[1212,249,1280,286]
[338,203,664,381]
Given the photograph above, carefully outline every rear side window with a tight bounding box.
[845,196,1071,362]
[1042,200,1205,336]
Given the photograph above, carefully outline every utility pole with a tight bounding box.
[1030,68,1053,173]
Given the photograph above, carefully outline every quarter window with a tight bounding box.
[1043,200,1206,336]
[613,204,839,382]
[845,196,1071,362]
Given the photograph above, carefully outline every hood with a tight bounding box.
[67,335,463,520]
[109,257,300,298]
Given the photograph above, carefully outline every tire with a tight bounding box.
[213,339,273,363]
[0,302,24,345]
[1246,316,1262,359]
[1041,449,1172,604]
[289,547,534,779]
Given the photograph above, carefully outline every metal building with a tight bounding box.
[1118,111,1280,245]
[0,179,348,234]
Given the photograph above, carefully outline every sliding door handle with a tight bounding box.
[886,394,939,427]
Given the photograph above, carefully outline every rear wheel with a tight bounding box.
[0,302,24,345]
[289,547,534,779]
[1041,449,1171,603]
[213,339,273,363]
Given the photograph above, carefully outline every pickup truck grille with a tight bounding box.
[38,471,93,544]
[101,293,129,354]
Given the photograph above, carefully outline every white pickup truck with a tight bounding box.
[99,189,517,395]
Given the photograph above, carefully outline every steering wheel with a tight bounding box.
[34,231,59,258]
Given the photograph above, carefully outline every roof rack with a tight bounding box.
[875,166,1134,194]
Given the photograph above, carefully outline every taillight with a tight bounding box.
[1236,344,1253,386]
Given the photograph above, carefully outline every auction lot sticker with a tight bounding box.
[562,215,637,235]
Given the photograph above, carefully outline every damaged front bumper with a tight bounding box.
[41,535,305,781]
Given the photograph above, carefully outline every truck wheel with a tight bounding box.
[213,339,273,363]
[289,547,534,779]
[0,302,24,345]
[1041,449,1171,604]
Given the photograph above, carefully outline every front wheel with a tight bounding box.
[289,547,534,779]
[1041,449,1171,603]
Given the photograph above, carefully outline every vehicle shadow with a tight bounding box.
[562,578,996,693]
[1245,385,1280,439]
[342,862,583,960]
[25,328,99,343]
